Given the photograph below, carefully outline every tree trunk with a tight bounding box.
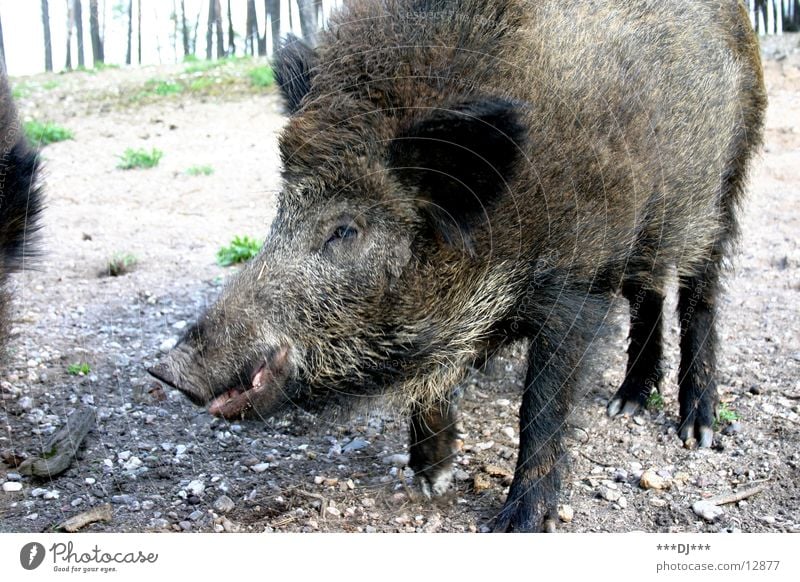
[137,0,142,64]
[192,5,201,55]
[266,0,279,55]
[297,0,317,46]
[246,0,257,55]
[0,14,6,75]
[65,0,73,70]
[206,0,214,59]
[214,0,224,58]
[89,0,104,64]
[125,0,132,64]
[74,0,85,68]
[226,0,235,56]
[180,0,190,56]
[42,0,54,71]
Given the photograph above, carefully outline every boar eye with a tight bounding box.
[325,224,358,246]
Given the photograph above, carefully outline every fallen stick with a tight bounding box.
[58,504,113,532]
[707,484,768,506]
[18,407,95,478]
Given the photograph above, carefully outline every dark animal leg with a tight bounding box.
[408,396,460,497]
[677,261,721,448]
[607,283,664,417]
[493,331,579,532]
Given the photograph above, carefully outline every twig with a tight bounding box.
[707,484,768,506]
[19,407,95,478]
[293,489,328,518]
[58,504,113,532]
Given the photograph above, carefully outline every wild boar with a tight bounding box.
[150,0,766,531]
[0,73,42,356]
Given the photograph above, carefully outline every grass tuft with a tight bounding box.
[106,252,138,276]
[67,362,91,375]
[117,148,163,170]
[216,236,261,266]
[24,121,74,146]
[186,165,214,176]
[248,66,274,88]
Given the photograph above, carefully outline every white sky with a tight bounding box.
[1,0,342,77]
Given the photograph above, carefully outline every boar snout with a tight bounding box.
[148,343,297,420]
[147,343,210,406]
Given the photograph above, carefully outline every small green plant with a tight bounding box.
[42,80,60,90]
[189,77,214,91]
[94,62,120,71]
[185,59,225,74]
[23,121,74,146]
[248,65,274,88]
[151,80,183,96]
[11,83,31,99]
[107,252,137,276]
[216,236,261,266]
[186,165,214,176]
[67,363,91,375]
[646,391,664,411]
[117,148,163,170]
[717,403,739,425]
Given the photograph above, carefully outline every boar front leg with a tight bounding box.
[408,396,460,497]
[493,332,578,532]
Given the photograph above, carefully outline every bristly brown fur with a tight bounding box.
[0,73,44,356]
[158,0,766,531]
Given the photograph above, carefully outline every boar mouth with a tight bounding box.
[148,345,295,420]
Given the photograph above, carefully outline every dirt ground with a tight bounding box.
[1,35,798,534]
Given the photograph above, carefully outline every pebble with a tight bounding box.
[151,518,170,530]
[342,438,369,453]
[123,457,142,471]
[558,504,574,523]
[186,480,205,496]
[18,396,33,410]
[617,496,628,509]
[500,427,515,439]
[722,422,742,436]
[213,495,235,513]
[43,490,60,500]
[6,472,21,482]
[473,473,492,492]
[84,477,96,485]
[613,469,628,482]
[600,486,622,502]
[326,506,341,517]
[31,488,48,497]
[188,510,204,521]
[179,521,192,531]
[761,515,776,525]
[382,454,410,466]
[175,444,187,456]
[2,482,22,492]
[111,494,136,505]
[251,463,270,473]
[692,500,724,522]
[141,500,155,511]
[159,338,178,353]
[640,470,668,490]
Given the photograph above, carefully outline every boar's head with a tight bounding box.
[149,36,527,421]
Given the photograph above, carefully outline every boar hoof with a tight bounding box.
[606,378,651,418]
[416,468,454,499]
[679,420,715,449]
[492,482,558,533]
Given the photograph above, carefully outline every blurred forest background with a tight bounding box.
[0,0,796,77]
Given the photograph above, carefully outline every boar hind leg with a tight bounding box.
[409,397,460,497]
[607,282,665,417]
[493,332,579,532]
[677,259,722,448]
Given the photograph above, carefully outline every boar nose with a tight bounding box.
[147,343,211,405]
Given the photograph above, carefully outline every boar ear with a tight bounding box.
[388,98,526,247]
[273,34,317,114]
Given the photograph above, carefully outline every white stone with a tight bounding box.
[2,482,22,492]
